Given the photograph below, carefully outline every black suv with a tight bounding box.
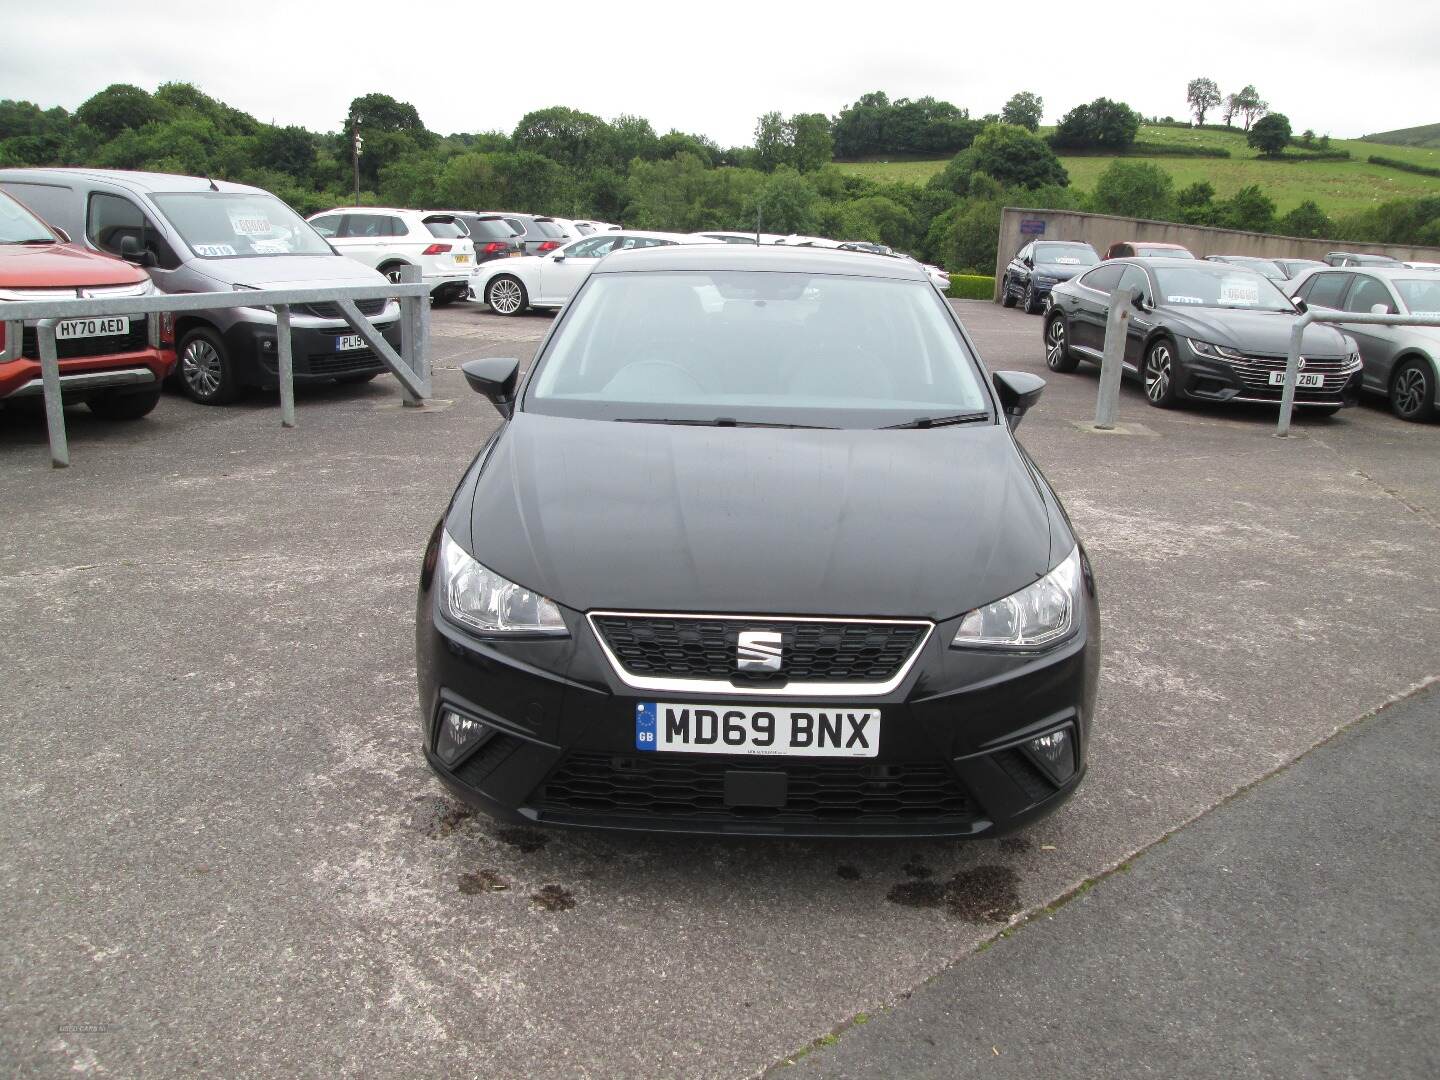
[449,213,522,264]
[1001,240,1100,314]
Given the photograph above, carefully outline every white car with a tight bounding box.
[470,231,718,315]
[696,231,788,245]
[575,219,622,233]
[307,208,475,305]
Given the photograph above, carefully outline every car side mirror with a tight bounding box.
[1292,297,1308,313]
[552,253,565,262]
[53,226,71,244]
[1369,303,1390,316]
[992,370,1046,430]
[461,357,520,418]
[1132,292,1149,310]
[118,235,156,268]
[1023,257,1033,268]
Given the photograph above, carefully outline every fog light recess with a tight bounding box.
[1024,726,1076,786]
[436,708,493,767]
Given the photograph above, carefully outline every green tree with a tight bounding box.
[788,113,834,172]
[969,124,1068,189]
[749,166,818,234]
[511,106,606,169]
[345,93,435,188]
[1228,85,1266,130]
[1049,97,1140,150]
[753,111,789,172]
[254,125,317,178]
[1001,91,1043,132]
[1279,200,1334,239]
[1185,78,1221,125]
[1247,113,1291,158]
[75,84,162,138]
[1217,185,1276,231]
[603,114,660,168]
[1090,160,1175,219]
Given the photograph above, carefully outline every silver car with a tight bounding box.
[0,168,400,405]
[1290,266,1440,422]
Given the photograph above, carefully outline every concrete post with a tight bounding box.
[37,319,69,468]
[1275,311,1314,438]
[1094,288,1134,430]
[276,305,295,428]
[399,265,422,407]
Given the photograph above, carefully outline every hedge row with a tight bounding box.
[947,274,995,300]
[1274,149,1353,161]
[1057,143,1230,158]
[1368,154,1440,178]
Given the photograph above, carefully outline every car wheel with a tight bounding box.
[1390,358,1436,422]
[486,276,527,316]
[1022,282,1041,314]
[177,327,239,405]
[1143,337,1183,409]
[1044,313,1079,373]
[379,262,409,285]
[86,386,162,420]
[1000,275,1017,308]
[335,372,379,385]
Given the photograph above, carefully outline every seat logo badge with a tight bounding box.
[1297,356,1307,371]
[737,631,783,672]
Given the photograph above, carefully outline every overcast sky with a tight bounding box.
[4,1,1436,144]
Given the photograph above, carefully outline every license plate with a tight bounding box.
[454,254,470,264]
[336,334,364,351]
[635,702,880,758]
[509,251,523,257]
[1269,371,1324,388]
[56,316,129,340]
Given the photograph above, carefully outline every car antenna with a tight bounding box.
[206,176,220,192]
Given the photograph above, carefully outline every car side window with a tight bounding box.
[1117,265,1150,304]
[309,214,341,237]
[565,236,615,258]
[1343,275,1395,314]
[504,218,527,235]
[1303,272,1351,309]
[86,192,179,270]
[1017,243,1032,263]
[1078,264,1125,293]
[340,214,384,238]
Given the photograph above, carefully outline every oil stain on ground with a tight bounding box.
[902,861,934,879]
[998,835,1033,855]
[410,796,474,838]
[531,884,576,912]
[495,826,550,853]
[457,869,510,895]
[886,865,1022,923]
[835,864,863,881]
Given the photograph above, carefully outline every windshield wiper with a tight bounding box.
[614,417,836,429]
[1,238,58,245]
[883,412,990,429]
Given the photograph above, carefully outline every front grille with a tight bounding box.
[296,299,387,319]
[303,350,384,376]
[535,752,976,824]
[1219,353,1356,400]
[21,317,149,360]
[591,615,927,685]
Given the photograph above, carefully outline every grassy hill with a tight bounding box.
[836,124,1440,217]
[1361,122,1440,149]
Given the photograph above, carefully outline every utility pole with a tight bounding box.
[755,203,762,246]
[352,114,363,206]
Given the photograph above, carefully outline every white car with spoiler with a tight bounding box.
[469,230,718,315]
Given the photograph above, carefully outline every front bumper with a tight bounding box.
[1,318,175,402]
[1171,342,1361,407]
[223,319,402,388]
[415,546,1101,839]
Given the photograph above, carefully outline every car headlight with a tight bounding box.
[438,531,567,635]
[1187,338,1247,362]
[952,546,1083,649]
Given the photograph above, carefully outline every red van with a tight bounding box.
[1,189,174,419]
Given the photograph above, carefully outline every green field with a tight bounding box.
[835,125,1440,217]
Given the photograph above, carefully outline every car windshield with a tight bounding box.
[1392,277,1440,315]
[1154,266,1295,311]
[526,270,990,429]
[1136,246,1194,259]
[149,192,333,258]
[1034,243,1097,266]
[0,191,56,243]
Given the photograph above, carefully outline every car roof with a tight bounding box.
[1312,266,1432,279]
[1109,257,1227,270]
[1127,242,1190,249]
[0,166,269,195]
[591,244,930,280]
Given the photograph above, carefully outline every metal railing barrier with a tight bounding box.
[1,266,431,467]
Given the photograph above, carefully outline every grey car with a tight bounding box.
[0,168,400,405]
[1290,266,1440,421]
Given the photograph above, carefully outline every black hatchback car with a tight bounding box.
[417,246,1099,838]
[449,212,522,263]
[1043,258,1361,413]
[1001,240,1100,313]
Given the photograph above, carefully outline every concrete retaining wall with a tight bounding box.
[992,207,1440,301]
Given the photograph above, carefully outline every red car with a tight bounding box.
[1,189,174,419]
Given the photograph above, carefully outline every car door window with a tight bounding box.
[1302,272,1351,309]
[566,236,618,258]
[1117,265,1150,304]
[340,214,389,238]
[310,214,341,237]
[1078,264,1125,293]
[1017,243,1032,264]
[1343,275,1395,314]
[86,192,179,269]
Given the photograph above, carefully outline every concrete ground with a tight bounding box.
[2,300,1437,1078]
[784,682,1440,1079]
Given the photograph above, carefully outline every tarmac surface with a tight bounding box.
[2,298,1437,1078]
